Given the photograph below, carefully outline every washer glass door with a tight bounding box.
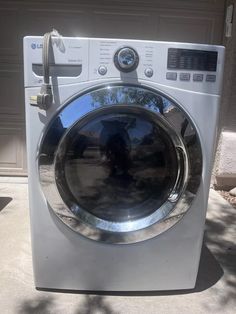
[39,85,202,243]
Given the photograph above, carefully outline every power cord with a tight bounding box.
[30,29,61,110]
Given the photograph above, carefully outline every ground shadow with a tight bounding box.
[194,244,224,292]
[203,191,236,307]
[0,197,12,211]
[17,296,55,314]
[75,295,118,314]
[17,295,117,314]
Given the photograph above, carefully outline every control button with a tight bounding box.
[193,74,204,82]
[206,74,216,82]
[166,72,177,80]
[114,47,139,72]
[98,65,107,76]
[180,73,190,81]
[144,68,153,78]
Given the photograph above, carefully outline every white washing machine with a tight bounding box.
[24,35,224,291]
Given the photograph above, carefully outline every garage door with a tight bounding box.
[0,0,225,175]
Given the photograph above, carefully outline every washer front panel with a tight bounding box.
[39,84,202,244]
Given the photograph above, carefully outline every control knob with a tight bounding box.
[114,47,139,72]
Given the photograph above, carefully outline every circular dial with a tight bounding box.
[114,47,139,72]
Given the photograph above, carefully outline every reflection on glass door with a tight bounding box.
[56,109,178,222]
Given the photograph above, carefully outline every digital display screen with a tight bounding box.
[167,48,218,72]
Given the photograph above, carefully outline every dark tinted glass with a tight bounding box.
[56,108,178,222]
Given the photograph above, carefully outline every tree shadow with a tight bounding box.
[203,191,236,307]
[17,295,118,314]
[17,296,55,314]
[0,197,12,212]
[76,295,118,314]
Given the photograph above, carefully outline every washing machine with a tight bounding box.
[23,35,224,291]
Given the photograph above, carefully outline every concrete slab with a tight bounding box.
[0,182,235,314]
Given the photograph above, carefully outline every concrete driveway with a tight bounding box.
[0,179,235,314]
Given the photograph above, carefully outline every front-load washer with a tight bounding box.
[23,36,224,291]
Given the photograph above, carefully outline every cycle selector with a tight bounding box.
[114,47,139,72]
[98,65,107,76]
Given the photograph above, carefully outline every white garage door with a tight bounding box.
[0,0,225,175]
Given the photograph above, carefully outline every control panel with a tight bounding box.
[24,36,225,95]
[89,39,156,81]
[89,39,224,94]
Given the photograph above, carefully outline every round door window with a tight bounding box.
[39,85,202,243]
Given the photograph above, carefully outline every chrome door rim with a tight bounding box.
[38,84,202,244]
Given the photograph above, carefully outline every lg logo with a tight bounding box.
[31,43,43,49]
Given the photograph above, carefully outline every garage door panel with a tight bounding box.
[158,15,214,44]
[22,9,92,37]
[92,11,156,39]
[0,8,21,63]
[105,0,225,11]
[0,66,24,116]
[0,123,26,174]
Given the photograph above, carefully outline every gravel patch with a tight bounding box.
[217,190,236,209]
